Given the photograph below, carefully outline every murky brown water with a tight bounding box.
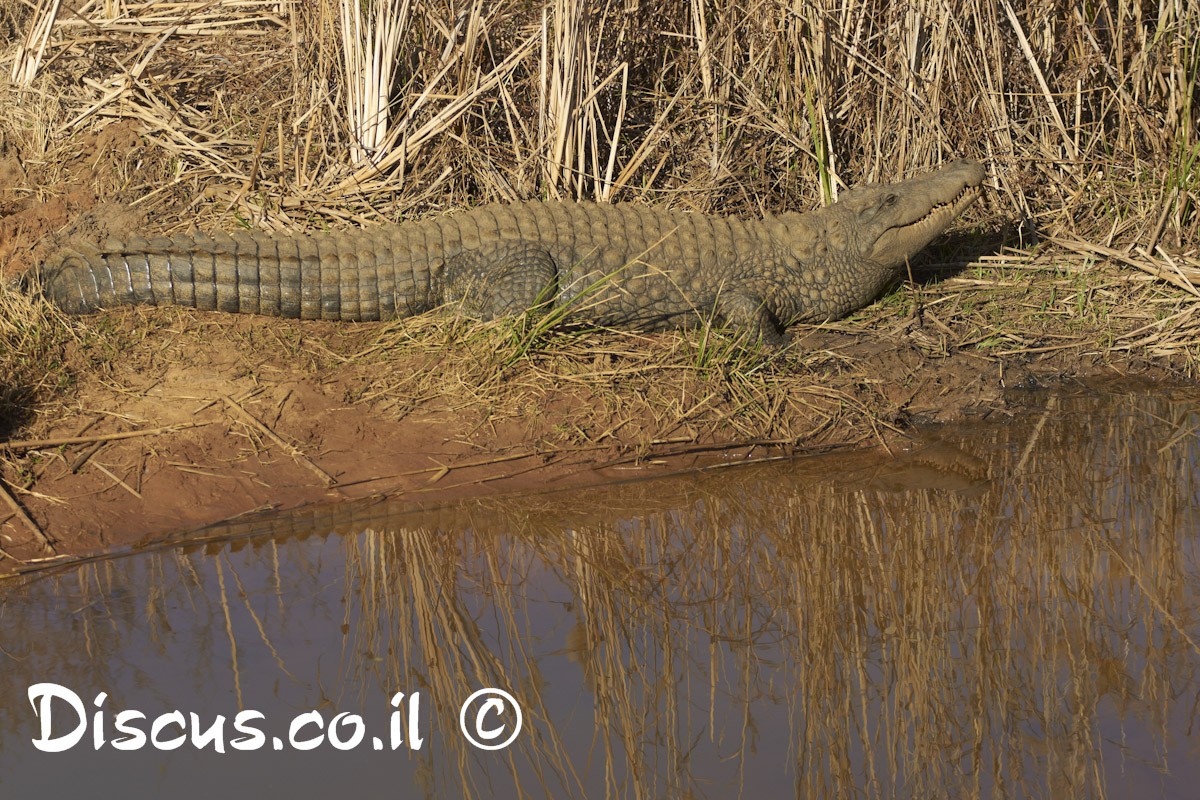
[1,383,1198,799]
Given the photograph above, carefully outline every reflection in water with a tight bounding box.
[1,386,1198,798]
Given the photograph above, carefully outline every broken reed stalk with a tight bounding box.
[337,0,409,166]
[8,0,62,86]
[0,423,212,452]
[0,477,55,553]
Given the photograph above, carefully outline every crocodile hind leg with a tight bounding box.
[443,248,560,320]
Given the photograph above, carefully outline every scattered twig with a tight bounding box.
[2,422,212,452]
[67,440,107,474]
[330,448,569,489]
[221,395,337,487]
[0,478,55,554]
[91,462,143,499]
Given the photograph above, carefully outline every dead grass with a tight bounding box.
[0,277,75,437]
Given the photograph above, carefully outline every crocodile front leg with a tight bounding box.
[716,291,785,349]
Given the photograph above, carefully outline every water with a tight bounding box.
[1,384,1198,799]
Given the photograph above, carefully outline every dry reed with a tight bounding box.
[1,0,1193,240]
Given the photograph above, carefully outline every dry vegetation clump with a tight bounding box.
[0,0,1197,444]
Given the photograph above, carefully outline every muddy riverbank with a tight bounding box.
[0,277,1194,573]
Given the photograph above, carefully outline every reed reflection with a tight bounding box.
[1,387,1197,798]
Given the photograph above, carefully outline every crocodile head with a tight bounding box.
[834,159,986,272]
[773,159,985,323]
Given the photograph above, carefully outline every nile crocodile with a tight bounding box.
[35,160,984,345]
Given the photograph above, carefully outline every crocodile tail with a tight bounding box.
[35,226,427,321]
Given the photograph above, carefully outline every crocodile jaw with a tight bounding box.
[857,160,986,270]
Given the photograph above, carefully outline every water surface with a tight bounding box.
[1,384,1198,798]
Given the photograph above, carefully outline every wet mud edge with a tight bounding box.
[0,306,1188,576]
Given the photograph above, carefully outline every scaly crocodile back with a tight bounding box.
[37,201,789,328]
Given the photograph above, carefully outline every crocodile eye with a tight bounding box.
[880,193,899,209]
